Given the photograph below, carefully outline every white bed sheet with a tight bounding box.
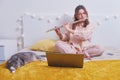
[90,47,120,61]
[18,47,46,55]
[19,47,120,61]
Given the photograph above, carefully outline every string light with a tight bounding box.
[30,14,36,18]
[56,16,61,20]
[47,19,52,23]
[23,12,31,16]
[96,21,101,26]
[38,16,44,20]
[104,16,109,21]
[113,15,119,19]
[16,12,120,51]
[16,17,22,22]
[16,15,24,51]
[64,12,69,16]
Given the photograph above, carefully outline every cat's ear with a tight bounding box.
[7,60,12,63]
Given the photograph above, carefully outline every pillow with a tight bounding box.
[30,39,58,52]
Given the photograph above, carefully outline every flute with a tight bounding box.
[46,20,82,32]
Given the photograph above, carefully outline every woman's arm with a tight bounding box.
[54,26,63,40]
[54,26,70,41]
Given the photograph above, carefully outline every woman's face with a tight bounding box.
[76,9,87,21]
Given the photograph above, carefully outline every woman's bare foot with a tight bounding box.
[84,51,92,60]
[87,56,92,60]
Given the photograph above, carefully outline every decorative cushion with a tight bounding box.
[0,60,120,80]
[30,39,57,52]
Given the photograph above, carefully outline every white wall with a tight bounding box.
[0,0,120,48]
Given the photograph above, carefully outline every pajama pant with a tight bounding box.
[55,41,77,54]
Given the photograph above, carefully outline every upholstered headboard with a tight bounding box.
[16,14,74,50]
[16,13,120,51]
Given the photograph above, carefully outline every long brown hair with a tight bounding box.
[72,5,89,29]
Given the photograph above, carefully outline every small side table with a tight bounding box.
[0,39,17,60]
[0,45,5,60]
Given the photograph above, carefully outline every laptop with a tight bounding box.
[46,52,84,68]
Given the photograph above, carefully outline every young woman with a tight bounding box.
[54,5,104,60]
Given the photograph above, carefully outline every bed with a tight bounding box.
[0,13,120,80]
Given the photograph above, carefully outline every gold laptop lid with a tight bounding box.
[46,52,84,68]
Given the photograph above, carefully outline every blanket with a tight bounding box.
[0,60,120,80]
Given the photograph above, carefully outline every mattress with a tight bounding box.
[0,47,119,80]
[18,47,120,61]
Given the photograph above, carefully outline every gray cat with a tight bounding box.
[6,52,42,73]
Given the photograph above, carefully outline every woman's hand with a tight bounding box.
[54,26,60,33]
[54,26,63,40]
[63,22,74,34]
[63,22,70,30]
